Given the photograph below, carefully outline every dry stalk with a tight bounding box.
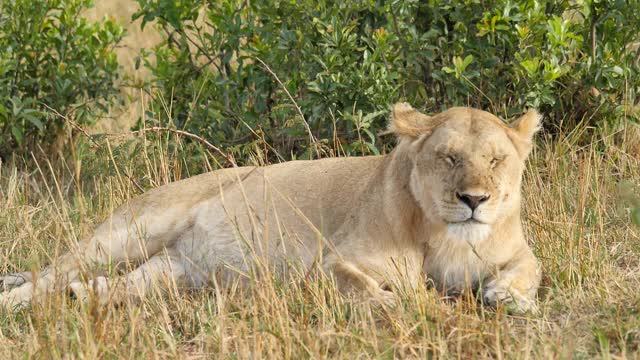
[41,104,101,148]
[254,56,321,157]
[42,103,237,167]
[131,127,237,167]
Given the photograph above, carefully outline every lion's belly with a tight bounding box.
[173,192,327,287]
[166,157,384,287]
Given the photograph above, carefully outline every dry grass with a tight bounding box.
[0,2,638,358]
[0,119,639,359]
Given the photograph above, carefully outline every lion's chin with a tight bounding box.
[445,221,492,244]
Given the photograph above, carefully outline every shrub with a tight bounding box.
[0,0,124,157]
[134,0,639,162]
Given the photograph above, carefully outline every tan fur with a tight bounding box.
[0,104,541,313]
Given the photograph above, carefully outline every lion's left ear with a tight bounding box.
[509,109,543,157]
[386,103,439,139]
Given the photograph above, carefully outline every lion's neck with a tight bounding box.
[377,148,425,244]
[422,211,524,292]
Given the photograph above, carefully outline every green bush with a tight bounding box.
[135,0,639,162]
[0,0,124,157]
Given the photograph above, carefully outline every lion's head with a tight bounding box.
[390,103,541,243]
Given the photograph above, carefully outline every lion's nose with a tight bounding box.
[456,192,490,210]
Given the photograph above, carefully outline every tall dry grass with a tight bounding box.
[1,2,638,357]
[0,113,638,358]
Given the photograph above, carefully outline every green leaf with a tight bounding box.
[610,66,624,76]
[362,128,376,143]
[11,125,23,144]
[520,58,540,74]
[462,55,473,70]
[23,113,44,131]
[362,109,386,124]
[452,56,462,68]
[365,142,380,155]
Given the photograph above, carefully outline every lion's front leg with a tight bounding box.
[482,245,541,314]
[321,245,423,307]
[323,258,397,306]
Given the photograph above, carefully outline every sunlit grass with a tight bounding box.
[0,119,638,358]
[1,1,638,357]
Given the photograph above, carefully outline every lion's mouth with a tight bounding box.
[445,218,492,243]
[450,218,485,225]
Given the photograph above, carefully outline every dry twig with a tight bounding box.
[42,103,237,167]
[254,56,320,157]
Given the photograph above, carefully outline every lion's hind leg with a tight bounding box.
[67,250,187,306]
[0,221,137,310]
[0,252,83,310]
[0,199,189,310]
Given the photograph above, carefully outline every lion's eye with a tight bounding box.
[490,157,501,169]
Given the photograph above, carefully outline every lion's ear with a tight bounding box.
[511,109,542,142]
[509,109,542,158]
[386,103,435,139]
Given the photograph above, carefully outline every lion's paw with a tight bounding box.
[0,282,34,311]
[67,277,110,305]
[368,289,398,308]
[483,279,538,315]
[0,273,31,292]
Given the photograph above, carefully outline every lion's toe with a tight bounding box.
[483,281,538,315]
[67,277,110,305]
[0,272,31,292]
[0,282,34,312]
[368,289,398,308]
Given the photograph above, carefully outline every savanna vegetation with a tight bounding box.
[0,0,639,358]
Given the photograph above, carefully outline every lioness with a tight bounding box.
[0,104,541,313]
